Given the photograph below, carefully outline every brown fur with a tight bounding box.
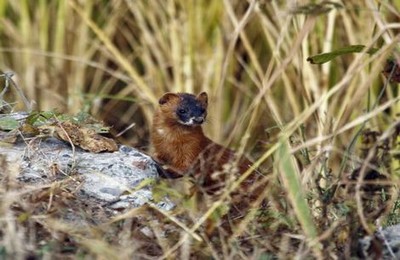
[151,92,267,236]
[151,92,253,190]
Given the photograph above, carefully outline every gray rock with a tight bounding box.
[359,224,400,259]
[0,136,174,211]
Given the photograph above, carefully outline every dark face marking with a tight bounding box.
[176,94,207,126]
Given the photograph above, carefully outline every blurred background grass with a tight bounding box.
[1,0,400,258]
[0,0,398,151]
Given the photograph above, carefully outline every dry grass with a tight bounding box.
[1,0,400,258]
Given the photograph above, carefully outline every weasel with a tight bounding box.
[151,92,257,194]
[151,92,267,236]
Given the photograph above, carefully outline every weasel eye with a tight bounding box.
[178,108,187,114]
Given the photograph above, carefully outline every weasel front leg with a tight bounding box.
[152,157,183,179]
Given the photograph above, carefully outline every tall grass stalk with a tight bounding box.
[276,138,321,258]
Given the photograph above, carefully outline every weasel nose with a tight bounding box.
[193,117,204,124]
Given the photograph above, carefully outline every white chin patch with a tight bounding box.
[179,118,196,126]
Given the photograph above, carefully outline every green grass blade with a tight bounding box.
[307,44,379,64]
[276,137,321,255]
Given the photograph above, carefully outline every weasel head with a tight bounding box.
[158,92,208,126]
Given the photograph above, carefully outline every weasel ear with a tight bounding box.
[159,93,179,105]
[197,92,208,106]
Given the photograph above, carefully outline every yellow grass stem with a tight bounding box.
[68,0,157,106]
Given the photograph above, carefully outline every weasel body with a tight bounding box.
[151,92,268,236]
[151,92,254,193]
